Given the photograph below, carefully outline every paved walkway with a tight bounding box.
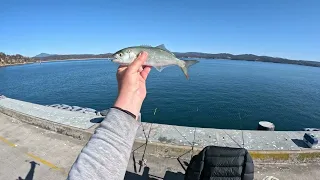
[126,154,320,180]
[0,112,85,180]
[1,113,320,180]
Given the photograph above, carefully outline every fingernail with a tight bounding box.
[140,51,147,57]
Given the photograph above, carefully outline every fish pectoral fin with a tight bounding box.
[156,44,169,51]
[154,65,170,72]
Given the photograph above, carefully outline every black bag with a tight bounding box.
[185,146,254,180]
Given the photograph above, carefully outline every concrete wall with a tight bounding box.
[1,97,320,163]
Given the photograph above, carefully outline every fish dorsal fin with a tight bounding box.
[139,45,152,47]
[156,44,176,56]
[156,44,169,51]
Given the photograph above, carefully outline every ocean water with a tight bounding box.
[0,59,319,130]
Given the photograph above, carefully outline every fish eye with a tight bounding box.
[119,53,122,57]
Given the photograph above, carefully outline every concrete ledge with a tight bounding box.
[1,98,320,163]
[0,98,99,129]
[132,139,320,163]
[0,106,94,141]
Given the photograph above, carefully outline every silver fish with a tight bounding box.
[112,44,199,79]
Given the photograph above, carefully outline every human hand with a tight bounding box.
[113,51,151,119]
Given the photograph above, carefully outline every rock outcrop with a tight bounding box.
[0,52,36,66]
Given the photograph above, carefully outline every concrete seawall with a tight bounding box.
[0,97,319,163]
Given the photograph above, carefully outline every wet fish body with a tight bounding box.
[112,44,199,79]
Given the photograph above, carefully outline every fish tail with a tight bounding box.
[180,60,199,79]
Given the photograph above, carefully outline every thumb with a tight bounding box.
[127,51,148,72]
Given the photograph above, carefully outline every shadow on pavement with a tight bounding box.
[125,167,184,180]
[291,139,309,148]
[17,161,40,180]
[163,171,184,180]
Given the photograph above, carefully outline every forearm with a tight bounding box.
[68,108,140,180]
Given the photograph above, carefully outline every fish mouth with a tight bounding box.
[111,58,119,63]
[111,54,118,62]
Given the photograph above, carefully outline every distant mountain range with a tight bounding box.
[34,53,56,58]
[32,52,320,68]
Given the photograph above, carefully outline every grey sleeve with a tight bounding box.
[68,108,140,180]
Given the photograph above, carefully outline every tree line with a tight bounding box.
[1,52,319,68]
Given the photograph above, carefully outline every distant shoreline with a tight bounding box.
[2,57,320,69]
[1,54,320,68]
[0,58,109,67]
[34,52,320,68]
[41,58,108,63]
[2,51,320,68]
[0,62,35,67]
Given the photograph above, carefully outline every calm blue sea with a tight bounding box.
[0,59,319,130]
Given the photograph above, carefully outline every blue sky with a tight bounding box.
[1,0,319,61]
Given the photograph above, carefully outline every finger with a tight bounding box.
[140,66,152,80]
[127,51,148,73]
[117,65,127,72]
[118,65,127,69]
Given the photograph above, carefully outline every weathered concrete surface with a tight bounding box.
[1,113,320,180]
[126,153,320,180]
[254,163,320,180]
[134,123,320,163]
[135,122,320,151]
[1,97,320,164]
[0,105,98,141]
[0,143,65,180]
[0,98,100,129]
[0,112,85,180]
